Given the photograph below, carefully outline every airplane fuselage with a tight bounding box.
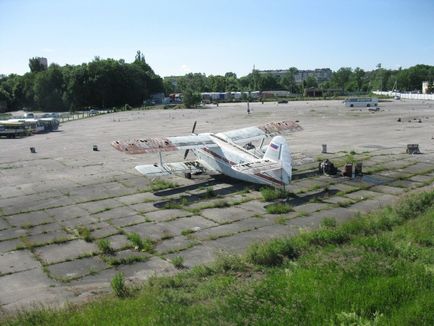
[193,133,287,187]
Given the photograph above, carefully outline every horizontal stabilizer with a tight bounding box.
[231,159,282,174]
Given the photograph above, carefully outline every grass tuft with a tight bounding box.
[97,239,114,255]
[77,226,93,242]
[127,233,154,252]
[260,187,289,201]
[150,179,177,191]
[111,272,129,298]
[265,202,293,214]
[172,256,184,269]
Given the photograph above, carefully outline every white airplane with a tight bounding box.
[112,120,303,188]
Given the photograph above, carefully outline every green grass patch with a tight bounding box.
[3,191,434,325]
[150,179,177,191]
[77,226,92,242]
[171,256,184,269]
[127,233,153,252]
[260,186,289,201]
[97,239,114,255]
[265,202,293,214]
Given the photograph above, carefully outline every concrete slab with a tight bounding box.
[0,268,69,311]
[46,206,90,222]
[0,238,23,253]
[321,196,355,206]
[165,245,217,268]
[47,256,108,281]
[154,236,195,254]
[162,216,218,235]
[5,211,53,228]
[144,209,192,222]
[118,256,177,281]
[344,190,379,201]
[109,214,147,227]
[0,228,27,242]
[116,192,158,205]
[0,218,9,230]
[34,239,98,265]
[389,179,423,189]
[104,234,131,251]
[201,206,255,224]
[370,185,405,195]
[206,224,296,254]
[408,174,434,183]
[0,250,40,275]
[77,198,123,214]
[61,215,99,229]
[92,206,138,222]
[193,217,272,241]
[128,202,159,214]
[293,202,330,214]
[90,226,119,239]
[26,230,74,247]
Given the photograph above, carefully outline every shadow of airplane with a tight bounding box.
[152,175,260,209]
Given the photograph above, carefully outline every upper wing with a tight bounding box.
[112,134,217,154]
[216,120,302,144]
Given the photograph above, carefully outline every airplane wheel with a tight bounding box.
[184,172,192,179]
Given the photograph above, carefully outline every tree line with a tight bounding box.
[0,51,163,112]
[165,64,434,95]
[1,56,433,112]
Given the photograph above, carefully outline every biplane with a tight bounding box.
[112,120,303,188]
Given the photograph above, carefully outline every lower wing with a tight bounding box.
[135,160,215,177]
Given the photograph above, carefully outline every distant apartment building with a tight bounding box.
[256,68,332,84]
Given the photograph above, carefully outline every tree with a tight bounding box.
[353,67,365,91]
[183,89,201,108]
[33,64,66,111]
[332,67,352,91]
[280,67,298,93]
[28,57,47,73]
[305,75,318,88]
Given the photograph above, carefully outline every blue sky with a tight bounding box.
[1,0,433,77]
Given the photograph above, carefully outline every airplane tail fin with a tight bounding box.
[263,135,292,184]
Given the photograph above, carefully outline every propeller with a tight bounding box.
[184,121,197,160]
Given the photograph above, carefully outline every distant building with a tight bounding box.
[422,81,431,94]
[256,68,332,84]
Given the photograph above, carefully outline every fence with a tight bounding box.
[59,110,113,123]
[373,91,434,101]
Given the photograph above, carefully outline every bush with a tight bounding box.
[111,272,128,298]
[247,238,298,266]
